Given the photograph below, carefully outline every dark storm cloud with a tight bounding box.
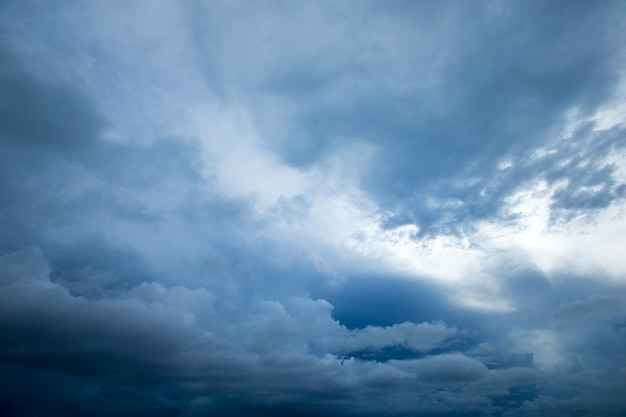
[0,248,540,417]
[4,246,619,415]
[0,250,219,378]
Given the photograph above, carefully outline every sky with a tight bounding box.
[1,1,626,416]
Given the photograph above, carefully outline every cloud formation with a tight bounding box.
[1,0,626,416]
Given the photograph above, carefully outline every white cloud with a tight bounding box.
[191,103,306,209]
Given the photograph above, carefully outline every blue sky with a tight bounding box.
[1,1,626,416]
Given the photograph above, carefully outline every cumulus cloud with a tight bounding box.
[0,248,474,415]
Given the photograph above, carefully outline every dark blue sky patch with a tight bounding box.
[320,274,484,329]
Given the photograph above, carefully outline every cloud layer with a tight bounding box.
[1,1,626,416]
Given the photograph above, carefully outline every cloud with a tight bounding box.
[8,245,607,416]
[390,354,488,383]
[0,248,479,415]
[1,1,626,416]
[2,245,622,416]
[551,294,626,370]
[198,0,626,234]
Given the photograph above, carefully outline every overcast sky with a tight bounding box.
[1,1,626,416]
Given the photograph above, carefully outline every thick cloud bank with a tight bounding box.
[1,1,626,416]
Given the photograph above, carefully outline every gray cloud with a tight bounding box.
[211,0,626,233]
[1,1,626,416]
[1,244,623,416]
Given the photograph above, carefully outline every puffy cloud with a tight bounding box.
[5,246,592,416]
[343,321,458,353]
[390,354,488,383]
[0,248,476,415]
